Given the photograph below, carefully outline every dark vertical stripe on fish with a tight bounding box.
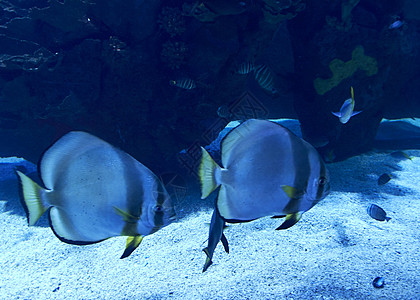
[117,150,143,236]
[316,159,327,200]
[151,178,166,233]
[283,133,310,213]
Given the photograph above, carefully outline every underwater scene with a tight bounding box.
[0,0,419,299]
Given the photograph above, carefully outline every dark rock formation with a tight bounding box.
[0,0,419,177]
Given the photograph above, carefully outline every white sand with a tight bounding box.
[1,149,419,299]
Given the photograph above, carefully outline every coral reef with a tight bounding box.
[262,0,306,24]
[326,0,360,31]
[158,7,186,37]
[182,1,247,23]
[161,40,188,70]
[313,46,378,95]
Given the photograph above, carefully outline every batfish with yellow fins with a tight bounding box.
[199,119,330,271]
[17,131,176,259]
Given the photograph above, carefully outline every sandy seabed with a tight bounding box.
[0,147,419,299]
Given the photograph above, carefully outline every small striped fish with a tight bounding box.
[169,78,197,89]
[236,62,255,75]
[254,64,275,93]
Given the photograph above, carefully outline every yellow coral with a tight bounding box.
[313,45,378,95]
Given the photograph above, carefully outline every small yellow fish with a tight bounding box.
[332,86,362,124]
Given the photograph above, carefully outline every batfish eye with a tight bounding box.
[318,177,327,186]
[153,205,163,212]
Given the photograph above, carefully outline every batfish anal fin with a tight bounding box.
[113,206,139,223]
[16,170,49,226]
[120,235,143,259]
[220,233,229,254]
[351,110,362,117]
[275,212,303,230]
[202,247,213,272]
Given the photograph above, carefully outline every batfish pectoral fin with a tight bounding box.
[199,147,222,199]
[113,206,139,223]
[275,212,303,230]
[16,170,49,226]
[120,235,143,259]
[202,247,213,272]
[351,110,362,117]
[281,185,304,199]
[331,111,342,118]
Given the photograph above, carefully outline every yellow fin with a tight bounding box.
[351,86,354,103]
[281,185,299,199]
[16,171,48,226]
[275,212,303,230]
[202,247,213,272]
[199,147,221,199]
[113,206,139,223]
[120,235,143,259]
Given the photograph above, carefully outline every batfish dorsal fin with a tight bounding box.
[221,119,265,166]
[275,212,303,230]
[120,235,143,259]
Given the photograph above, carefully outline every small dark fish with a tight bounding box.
[169,78,196,90]
[390,151,413,161]
[367,204,391,222]
[378,173,391,185]
[372,277,385,288]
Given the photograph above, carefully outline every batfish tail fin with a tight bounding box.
[16,170,49,226]
[120,235,143,259]
[199,147,221,199]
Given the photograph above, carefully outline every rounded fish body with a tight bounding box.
[201,119,330,222]
[17,131,175,257]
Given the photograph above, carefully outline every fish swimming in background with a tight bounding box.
[169,78,197,89]
[367,204,391,221]
[390,151,413,161]
[331,86,362,124]
[254,64,276,93]
[378,173,392,185]
[199,119,330,271]
[235,61,255,75]
[17,131,176,258]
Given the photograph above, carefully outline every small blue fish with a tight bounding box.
[332,86,362,124]
[389,20,403,29]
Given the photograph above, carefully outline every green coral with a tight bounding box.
[313,46,378,95]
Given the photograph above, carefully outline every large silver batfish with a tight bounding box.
[199,119,330,271]
[17,131,176,258]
